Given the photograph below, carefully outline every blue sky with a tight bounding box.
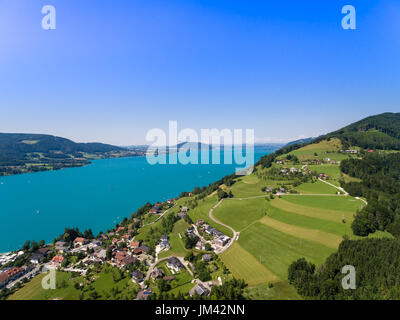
[0,0,399,145]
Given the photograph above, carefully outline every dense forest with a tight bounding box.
[315,112,400,150]
[288,238,400,299]
[340,152,400,236]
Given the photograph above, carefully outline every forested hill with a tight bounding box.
[0,133,134,175]
[315,112,400,150]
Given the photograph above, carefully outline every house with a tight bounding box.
[161,234,168,241]
[37,247,51,256]
[116,226,125,233]
[181,206,189,212]
[163,275,175,281]
[177,212,186,219]
[131,270,144,282]
[189,283,210,297]
[196,220,205,227]
[139,245,150,253]
[30,253,44,264]
[49,255,65,268]
[151,267,165,280]
[55,241,68,253]
[114,251,128,264]
[289,167,298,173]
[166,257,184,272]
[73,237,88,248]
[276,160,283,164]
[149,208,159,214]
[264,187,273,193]
[121,256,137,267]
[129,241,140,249]
[133,247,144,255]
[215,236,230,247]
[204,226,213,235]
[368,150,374,153]
[94,249,107,261]
[195,240,206,251]
[202,254,212,262]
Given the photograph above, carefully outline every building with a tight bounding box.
[196,220,205,227]
[30,253,44,264]
[166,257,184,272]
[177,212,186,219]
[195,240,206,251]
[189,283,210,297]
[73,237,88,248]
[215,235,230,247]
[55,241,68,253]
[131,270,144,282]
[129,241,140,249]
[202,254,212,262]
[151,267,165,280]
[0,266,30,289]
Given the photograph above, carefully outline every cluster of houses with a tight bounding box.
[0,251,24,266]
[149,198,177,215]
[0,266,32,289]
[177,206,189,219]
[195,220,231,251]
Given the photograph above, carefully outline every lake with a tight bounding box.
[0,146,277,252]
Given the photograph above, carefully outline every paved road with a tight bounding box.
[142,204,176,227]
[208,199,238,254]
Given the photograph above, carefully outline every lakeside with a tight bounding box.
[0,147,279,253]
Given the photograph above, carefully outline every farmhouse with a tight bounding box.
[166,257,184,272]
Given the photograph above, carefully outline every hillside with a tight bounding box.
[0,133,140,176]
[4,112,400,300]
[314,112,400,150]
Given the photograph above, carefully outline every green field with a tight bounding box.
[282,195,364,213]
[8,266,137,300]
[294,180,338,194]
[220,242,278,286]
[266,202,351,236]
[238,222,335,279]
[243,281,302,300]
[213,197,266,231]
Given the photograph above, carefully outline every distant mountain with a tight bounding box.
[283,137,314,148]
[0,133,134,175]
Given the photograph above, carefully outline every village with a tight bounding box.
[0,196,233,300]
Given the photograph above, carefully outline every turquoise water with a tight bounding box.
[0,147,275,252]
